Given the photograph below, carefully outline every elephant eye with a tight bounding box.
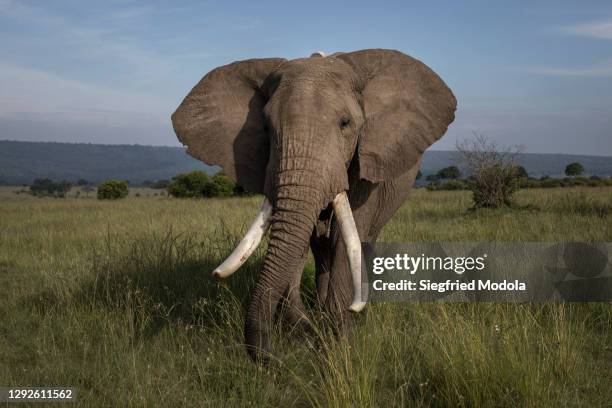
[340,116,351,128]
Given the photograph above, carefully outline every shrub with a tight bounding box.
[436,166,461,179]
[540,178,562,188]
[204,172,235,197]
[457,134,522,208]
[513,176,612,189]
[426,179,469,191]
[30,178,72,198]
[470,163,520,207]
[169,171,238,198]
[565,162,584,176]
[97,180,129,200]
[168,171,210,198]
[588,179,601,187]
[518,178,539,189]
[425,181,440,191]
[513,165,528,178]
[568,177,588,187]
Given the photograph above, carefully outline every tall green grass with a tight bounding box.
[0,187,610,406]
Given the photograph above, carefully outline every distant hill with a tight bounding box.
[0,140,217,185]
[0,140,610,186]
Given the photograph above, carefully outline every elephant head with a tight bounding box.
[171,49,456,361]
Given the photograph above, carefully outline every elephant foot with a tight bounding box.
[244,322,272,365]
[278,283,320,340]
[323,290,355,333]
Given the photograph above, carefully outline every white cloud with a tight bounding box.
[562,18,612,40]
[0,1,187,125]
[0,1,179,86]
[0,2,225,145]
[0,63,171,125]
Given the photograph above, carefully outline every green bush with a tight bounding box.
[565,162,584,176]
[426,179,469,191]
[515,176,612,189]
[456,134,523,208]
[168,171,237,198]
[436,166,461,179]
[203,172,235,197]
[425,181,440,191]
[30,178,72,198]
[518,178,540,189]
[513,165,528,178]
[441,179,469,190]
[470,163,520,208]
[168,171,210,198]
[569,176,589,186]
[540,178,563,188]
[97,180,129,200]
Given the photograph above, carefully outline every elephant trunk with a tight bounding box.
[244,168,326,363]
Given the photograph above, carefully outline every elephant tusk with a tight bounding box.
[332,191,366,313]
[212,197,273,279]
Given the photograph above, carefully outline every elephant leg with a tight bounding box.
[310,233,332,308]
[324,161,421,326]
[322,233,354,329]
[309,203,337,309]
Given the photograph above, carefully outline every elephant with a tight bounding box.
[171,49,456,362]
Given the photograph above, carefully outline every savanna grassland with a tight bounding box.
[1,186,611,407]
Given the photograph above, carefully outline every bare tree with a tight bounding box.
[456,133,524,208]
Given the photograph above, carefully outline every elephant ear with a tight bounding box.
[337,49,456,182]
[171,58,286,193]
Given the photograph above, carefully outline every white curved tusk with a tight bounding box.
[212,197,273,279]
[332,192,366,313]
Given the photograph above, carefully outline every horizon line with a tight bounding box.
[1,139,611,158]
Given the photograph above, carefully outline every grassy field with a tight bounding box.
[1,186,611,406]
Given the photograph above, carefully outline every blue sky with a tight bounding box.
[1,0,611,155]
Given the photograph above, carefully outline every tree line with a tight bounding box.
[27,171,249,200]
[26,159,610,204]
[422,162,610,193]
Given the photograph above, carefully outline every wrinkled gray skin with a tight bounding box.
[172,49,456,362]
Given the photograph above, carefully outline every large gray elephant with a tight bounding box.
[171,49,456,362]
